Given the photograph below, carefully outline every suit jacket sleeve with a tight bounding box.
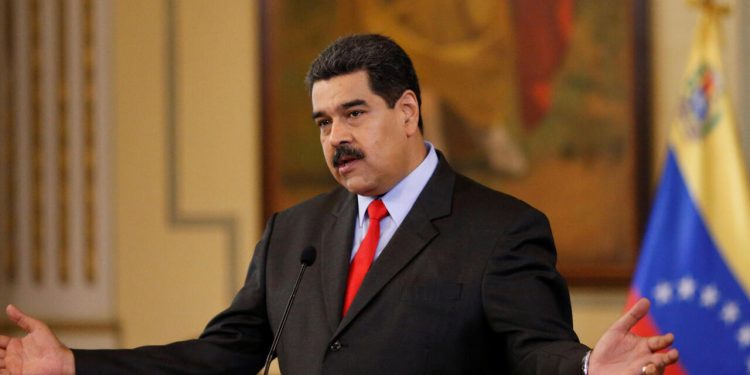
[72,214,279,375]
[483,206,589,374]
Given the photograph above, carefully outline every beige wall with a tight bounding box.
[109,0,747,359]
[113,0,260,346]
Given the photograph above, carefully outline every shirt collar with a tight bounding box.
[357,142,439,227]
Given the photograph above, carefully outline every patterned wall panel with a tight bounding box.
[1,0,114,342]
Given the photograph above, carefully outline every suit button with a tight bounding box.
[329,341,342,352]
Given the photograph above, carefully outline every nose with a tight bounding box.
[328,119,351,147]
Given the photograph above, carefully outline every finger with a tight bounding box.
[668,348,679,363]
[643,349,679,375]
[647,332,674,351]
[653,348,679,366]
[0,336,8,348]
[6,304,39,334]
[640,363,655,375]
[611,298,650,333]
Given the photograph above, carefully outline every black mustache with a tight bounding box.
[332,145,365,168]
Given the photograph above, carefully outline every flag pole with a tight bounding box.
[687,0,731,15]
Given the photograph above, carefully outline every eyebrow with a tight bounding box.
[311,99,368,120]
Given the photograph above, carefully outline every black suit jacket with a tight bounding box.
[75,153,590,374]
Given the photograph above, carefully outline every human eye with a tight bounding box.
[316,118,331,128]
[348,110,365,119]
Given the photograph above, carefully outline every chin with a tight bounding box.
[342,181,374,196]
[344,185,367,195]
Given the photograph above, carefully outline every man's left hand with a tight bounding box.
[588,298,679,375]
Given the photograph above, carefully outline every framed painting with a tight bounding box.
[261,0,651,284]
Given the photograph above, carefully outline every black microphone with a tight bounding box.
[262,246,317,375]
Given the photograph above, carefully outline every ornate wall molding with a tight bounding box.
[1,1,114,343]
[165,0,240,298]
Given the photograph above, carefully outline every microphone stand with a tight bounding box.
[262,247,316,375]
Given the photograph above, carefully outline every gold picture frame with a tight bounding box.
[261,0,652,284]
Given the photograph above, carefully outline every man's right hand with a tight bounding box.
[0,305,75,375]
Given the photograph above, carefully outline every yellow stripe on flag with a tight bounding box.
[670,8,750,295]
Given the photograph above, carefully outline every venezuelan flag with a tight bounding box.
[628,4,750,375]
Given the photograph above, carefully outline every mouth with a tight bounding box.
[336,158,360,174]
[332,145,364,172]
[334,154,358,168]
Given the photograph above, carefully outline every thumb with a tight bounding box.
[610,297,650,333]
[6,304,41,334]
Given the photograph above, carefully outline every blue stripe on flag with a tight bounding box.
[633,149,750,374]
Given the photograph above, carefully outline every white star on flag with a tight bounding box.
[721,301,741,324]
[738,324,750,348]
[654,282,673,305]
[700,285,720,308]
[677,276,696,300]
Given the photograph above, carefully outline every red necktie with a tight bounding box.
[342,199,389,317]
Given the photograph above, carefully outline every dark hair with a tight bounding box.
[305,34,423,131]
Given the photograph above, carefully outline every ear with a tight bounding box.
[397,90,420,136]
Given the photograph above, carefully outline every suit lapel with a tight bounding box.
[334,154,456,337]
[320,192,357,332]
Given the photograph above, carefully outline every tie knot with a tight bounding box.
[367,199,389,222]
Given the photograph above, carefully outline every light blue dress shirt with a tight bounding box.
[350,142,439,261]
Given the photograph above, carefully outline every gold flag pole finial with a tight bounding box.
[687,0,731,15]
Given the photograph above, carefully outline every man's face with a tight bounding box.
[312,71,420,196]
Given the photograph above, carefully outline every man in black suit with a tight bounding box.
[0,34,677,375]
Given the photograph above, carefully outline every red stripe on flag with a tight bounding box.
[625,289,689,375]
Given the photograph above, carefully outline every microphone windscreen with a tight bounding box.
[300,246,317,266]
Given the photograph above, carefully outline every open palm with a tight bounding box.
[589,298,679,375]
[0,305,75,375]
